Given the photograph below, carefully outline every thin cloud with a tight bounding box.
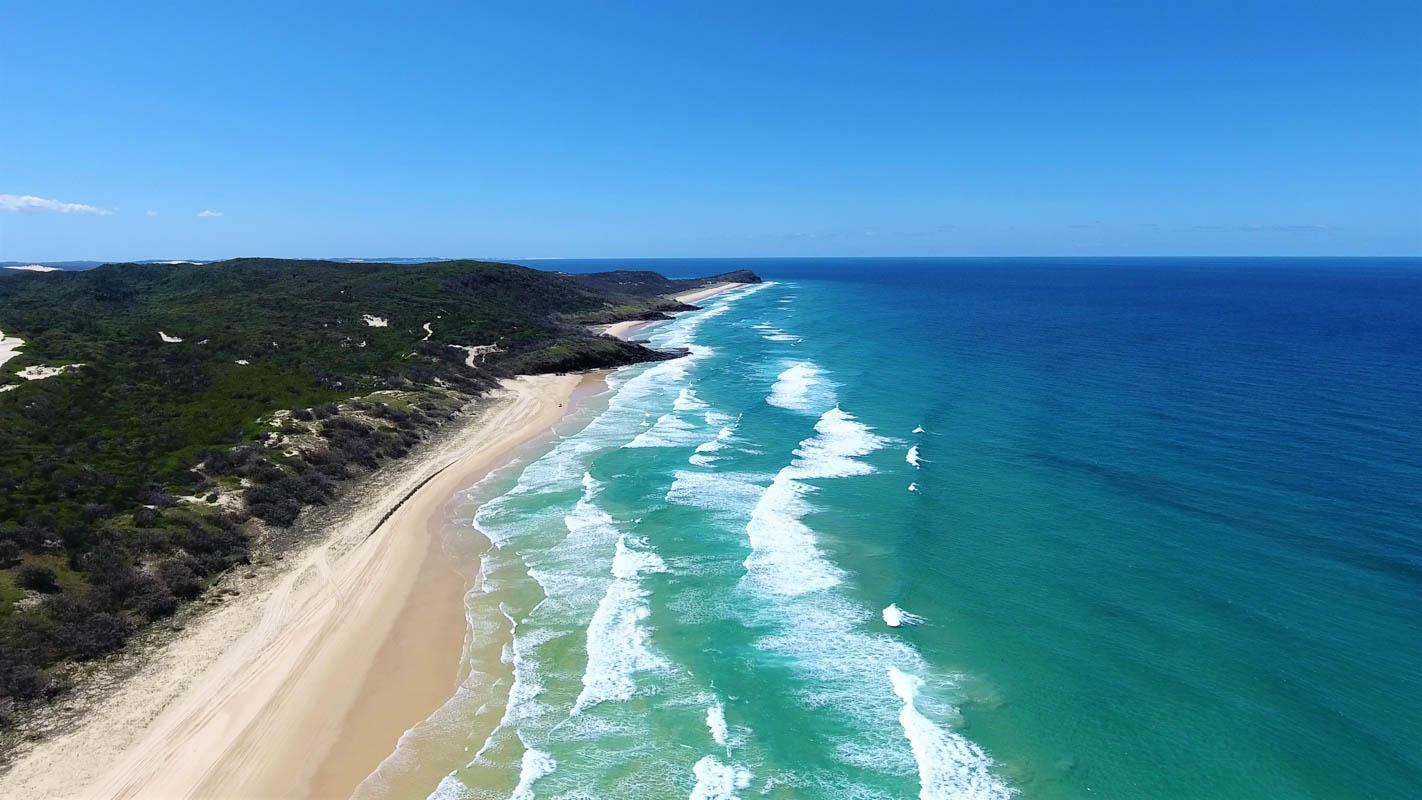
[1243,223,1332,233]
[1174,223,1333,234]
[0,193,112,215]
[196,209,223,218]
[144,210,159,217]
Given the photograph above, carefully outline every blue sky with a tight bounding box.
[2,1,1419,260]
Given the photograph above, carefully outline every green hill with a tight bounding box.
[0,258,750,720]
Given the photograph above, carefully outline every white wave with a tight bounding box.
[908,482,920,493]
[912,425,925,434]
[882,604,926,628]
[887,667,1013,800]
[690,756,752,800]
[743,473,841,596]
[707,702,729,747]
[666,471,768,517]
[652,282,767,349]
[573,535,667,713]
[612,533,668,578]
[689,418,739,466]
[494,610,551,732]
[743,407,888,597]
[674,387,709,411]
[510,740,557,800]
[752,321,802,343]
[767,361,832,412]
[425,774,472,800]
[906,445,923,468]
[626,412,701,448]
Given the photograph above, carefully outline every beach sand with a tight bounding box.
[0,373,590,800]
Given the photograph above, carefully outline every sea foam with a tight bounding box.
[767,361,832,412]
[707,702,729,747]
[689,756,752,800]
[573,534,668,713]
[882,604,926,627]
[509,739,557,800]
[888,667,1013,800]
[743,407,888,596]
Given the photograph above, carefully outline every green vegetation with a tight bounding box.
[0,258,753,724]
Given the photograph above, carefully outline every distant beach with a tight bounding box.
[595,282,744,340]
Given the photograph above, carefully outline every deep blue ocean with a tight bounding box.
[426,257,1421,800]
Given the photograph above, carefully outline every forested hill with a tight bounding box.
[566,268,759,299]
[0,258,753,721]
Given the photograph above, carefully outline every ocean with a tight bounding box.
[421,258,1422,799]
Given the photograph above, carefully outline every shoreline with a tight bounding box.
[597,282,746,341]
[0,373,592,800]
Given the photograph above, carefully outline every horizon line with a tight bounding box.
[5,253,1422,265]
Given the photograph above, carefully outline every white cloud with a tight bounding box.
[0,193,112,215]
[197,209,223,218]
[144,210,159,217]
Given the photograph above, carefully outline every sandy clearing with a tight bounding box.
[16,363,84,380]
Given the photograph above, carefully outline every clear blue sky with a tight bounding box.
[3,1,1419,260]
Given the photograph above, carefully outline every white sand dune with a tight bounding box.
[0,329,25,368]
[449,343,501,367]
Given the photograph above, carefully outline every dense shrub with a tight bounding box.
[43,595,131,661]
[0,658,48,701]
[158,559,204,600]
[134,579,179,620]
[16,564,59,593]
[248,499,301,526]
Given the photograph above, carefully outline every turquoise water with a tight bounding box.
[429,260,1422,799]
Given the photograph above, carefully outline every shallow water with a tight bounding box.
[422,258,1422,800]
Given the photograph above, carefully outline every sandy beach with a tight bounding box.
[0,283,740,800]
[597,282,745,341]
[0,373,592,800]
